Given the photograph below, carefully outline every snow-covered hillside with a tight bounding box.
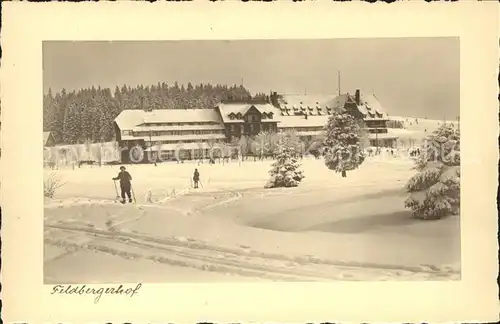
[44,155,461,283]
[388,116,459,146]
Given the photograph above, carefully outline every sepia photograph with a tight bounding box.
[42,38,461,283]
[3,2,500,323]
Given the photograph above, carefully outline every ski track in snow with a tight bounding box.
[45,222,459,282]
[44,193,459,281]
[44,157,460,282]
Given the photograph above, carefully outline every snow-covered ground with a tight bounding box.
[388,116,459,145]
[44,153,461,283]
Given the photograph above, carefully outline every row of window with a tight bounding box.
[365,122,388,128]
[367,128,388,134]
[283,106,332,111]
[124,125,388,138]
[133,130,224,136]
[150,139,223,145]
[228,112,274,120]
[143,122,218,127]
[228,124,277,132]
[291,127,324,132]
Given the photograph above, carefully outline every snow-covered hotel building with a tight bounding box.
[113,89,397,162]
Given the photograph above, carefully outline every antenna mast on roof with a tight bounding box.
[338,71,341,95]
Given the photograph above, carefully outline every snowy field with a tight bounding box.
[388,116,459,145]
[44,152,461,283]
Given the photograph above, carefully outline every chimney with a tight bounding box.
[270,91,279,107]
[355,89,360,105]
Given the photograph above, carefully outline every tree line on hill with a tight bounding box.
[43,82,266,145]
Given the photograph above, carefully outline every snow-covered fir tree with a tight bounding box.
[265,132,305,188]
[323,111,365,177]
[404,123,460,220]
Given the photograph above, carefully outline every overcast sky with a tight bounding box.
[43,38,459,119]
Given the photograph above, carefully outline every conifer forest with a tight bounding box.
[43,82,267,145]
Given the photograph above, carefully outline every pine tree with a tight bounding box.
[323,111,365,177]
[404,123,460,220]
[44,81,255,144]
[265,132,305,188]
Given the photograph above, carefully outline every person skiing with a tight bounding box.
[112,166,133,203]
[193,168,200,189]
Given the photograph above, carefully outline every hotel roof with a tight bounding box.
[329,92,388,119]
[276,91,388,120]
[277,94,341,116]
[121,133,226,142]
[217,103,281,123]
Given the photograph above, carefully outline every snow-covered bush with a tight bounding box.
[265,132,305,188]
[323,111,365,177]
[404,123,460,220]
[44,172,66,198]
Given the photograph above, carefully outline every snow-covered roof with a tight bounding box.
[145,142,222,151]
[356,93,388,118]
[217,103,281,123]
[114,109,223,130]
[277,94,341,116]
[121,133,226,142]
[277,115,330,128]
[329,92,388,120]
[114,109,147,130]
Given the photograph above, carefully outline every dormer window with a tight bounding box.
[236,112,242,119]
[261,113,267,119]
[268,112,274,119]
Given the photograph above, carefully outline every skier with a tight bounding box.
[193,168,200,189]
[112,166,133,203]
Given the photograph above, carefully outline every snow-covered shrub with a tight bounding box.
[323,111,365,177]
[265,132,305,188]
[44,172,66,198]
[404,123,460,220]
